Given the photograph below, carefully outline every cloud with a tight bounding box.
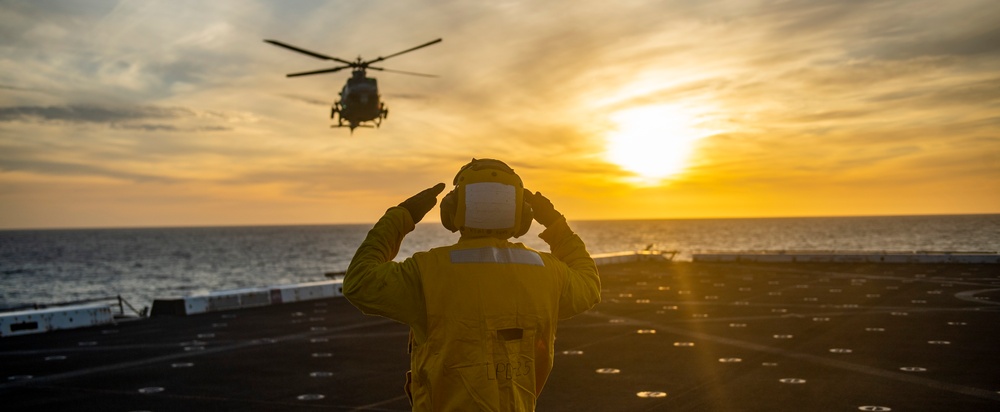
[0,156,175,183]
[0,104,193,124]
[1,0,999,228]
[280,94,329,106]
[0,104,239,133]
[111,123,231,132]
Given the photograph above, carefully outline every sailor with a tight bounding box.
[344,158,601,411]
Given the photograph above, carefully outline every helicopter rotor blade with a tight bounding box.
[367,66,439,78]
[365,38,442,65]
[263,39,354,65]
[286,66,351,77]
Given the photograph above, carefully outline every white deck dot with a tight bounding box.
[297,394,325,400]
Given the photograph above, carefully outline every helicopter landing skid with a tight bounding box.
[330,124,374,129]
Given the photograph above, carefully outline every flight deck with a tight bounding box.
[2,259,999,411]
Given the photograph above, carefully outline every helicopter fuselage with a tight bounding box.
[264,37,440,131]
[337,73,383,124]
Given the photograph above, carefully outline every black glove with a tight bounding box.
[399,183,446,224]
[524,190,563,227]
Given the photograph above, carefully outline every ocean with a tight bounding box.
[1,214,998,311]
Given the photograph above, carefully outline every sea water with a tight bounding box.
[1,215,998,310]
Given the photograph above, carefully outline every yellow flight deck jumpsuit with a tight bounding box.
[344,207,601,411]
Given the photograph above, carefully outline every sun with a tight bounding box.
[605,104,714,184]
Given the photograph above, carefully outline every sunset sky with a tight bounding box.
[1,0,998,229]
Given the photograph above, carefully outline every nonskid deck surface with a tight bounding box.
[2,262,999,411]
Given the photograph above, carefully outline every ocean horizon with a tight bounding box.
[3,212,997,232]
[2,214,998,311]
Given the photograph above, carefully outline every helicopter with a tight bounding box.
[264,38,442,132]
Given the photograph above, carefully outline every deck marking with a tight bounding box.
[583,310,1000,402]
[0,318,392,390]
[954,289,1000,306]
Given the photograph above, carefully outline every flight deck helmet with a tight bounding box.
[440,158,533,238]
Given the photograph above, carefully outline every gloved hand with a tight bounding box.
[399,183,446,224]
[524,190,563,227]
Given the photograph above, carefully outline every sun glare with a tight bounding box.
[605,104,714,184]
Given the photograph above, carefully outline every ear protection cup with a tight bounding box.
[439,189,458,232]
[513,202,532,238]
